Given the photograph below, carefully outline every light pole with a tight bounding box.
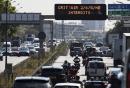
[5,0,9,72]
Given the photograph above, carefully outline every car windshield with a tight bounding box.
[89,58,103,61]
[85,82,104,87]
[89,62,105,68]
[33,40,39,43]
[26,37,34,41]
[28,47,34,49]
[41,68,63,77]
[3,44,10,47]
[20,47,28,51]
[12,48,19,51]
[55,86,79,88]
[13,80,49,88]
[74,48,81,51]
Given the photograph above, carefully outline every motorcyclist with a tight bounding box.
[62,60,71,69]
[73,55,80,63]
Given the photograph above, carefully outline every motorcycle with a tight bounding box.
[74,62,80,70]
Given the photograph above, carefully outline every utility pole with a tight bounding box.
[62,20,65,42]
[5,0,8,72]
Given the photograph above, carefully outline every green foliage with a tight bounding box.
[0,0,16,41]
[0,43,68,88]
[105,21,124,45]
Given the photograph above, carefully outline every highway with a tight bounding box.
[52,52,113,81]
[0,47,50,73]
[0,56,29,73]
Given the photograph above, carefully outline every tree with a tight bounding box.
[0,0,16,41]
[105,21,127,45]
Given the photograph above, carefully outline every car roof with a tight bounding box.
[88,56,102,58]
[108,68,121,73]
[55,83,81,87]
[15,76,50,81]
[88,61,104,63]
[41,66,63,69]
[85,80,105,83]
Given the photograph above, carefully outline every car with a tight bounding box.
[19,47,30,56]
[11,47,19,56]
[28,45,38,56]
[107,67,122,79]
[85,61,107,80]
[2,48,12,56]
[70,47,83,56]
[40,66,65,86]
[84,80,107,88]
[13,76,51,88]
[0,51,3,61]
[85,57,103,67]
[54,83,82,88]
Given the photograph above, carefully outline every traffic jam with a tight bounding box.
[12,41,123,88]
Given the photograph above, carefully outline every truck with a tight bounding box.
[122,33,130,64]
[112,39,122,66]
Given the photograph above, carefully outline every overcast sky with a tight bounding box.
[14,0,128,15]
[13,0,129,31]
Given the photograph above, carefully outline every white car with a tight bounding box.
[54,83,82,88]
[13,76,51,88]
[19,47,30,56]
[86,61,107,80]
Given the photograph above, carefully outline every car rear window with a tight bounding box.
[41,68,63,77]
[89,58,103,61]
[85,82,104,88]
[13,80,49,88]
[89,62,105,68]
[55,86,79,88]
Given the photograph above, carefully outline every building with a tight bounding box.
[81,0,105,32]
[43,22,88,41]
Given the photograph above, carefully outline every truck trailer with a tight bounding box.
[123,33,130,64]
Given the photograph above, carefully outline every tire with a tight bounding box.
[87,76,90,80]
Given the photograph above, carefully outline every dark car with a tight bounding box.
[19,47,30,56]
[84,81,107,88]
[11,47,19,56]
[70,47,82,56]
[41,66,65,86]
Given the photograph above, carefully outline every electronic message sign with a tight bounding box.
[55,4,107,20]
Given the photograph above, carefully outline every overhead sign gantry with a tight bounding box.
[55,4,107,20]
[108,4,130,20]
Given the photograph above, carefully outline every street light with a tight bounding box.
[4,0,9,73]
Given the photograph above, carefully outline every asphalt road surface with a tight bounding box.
[52,52,113,81]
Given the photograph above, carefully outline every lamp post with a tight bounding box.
[4,0,9,72]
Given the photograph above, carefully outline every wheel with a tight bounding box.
[87,76,90,80]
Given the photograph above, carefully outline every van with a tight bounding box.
[13,76,51,88]
[86,61,106,80]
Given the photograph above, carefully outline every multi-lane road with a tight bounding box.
[52,52,113,81]
[0,47,50,73]
[0,56,29,73]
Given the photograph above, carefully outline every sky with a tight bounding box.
[12,0,129,31]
